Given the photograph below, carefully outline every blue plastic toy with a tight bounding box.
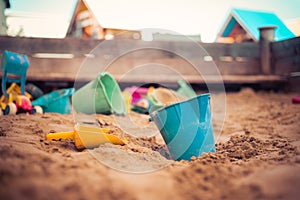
[32,88,75,114]
[1,50,29,97]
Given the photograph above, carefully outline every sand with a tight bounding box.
[0,88,299,200]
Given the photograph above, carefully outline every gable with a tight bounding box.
[218,8,295,42]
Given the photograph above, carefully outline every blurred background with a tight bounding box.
[2,0,300,42]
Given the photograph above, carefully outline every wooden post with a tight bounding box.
[259,26,277,74]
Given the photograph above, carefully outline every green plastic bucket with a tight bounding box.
[72,72,126,115]
[32,88,75,114]
[176,80,196,98]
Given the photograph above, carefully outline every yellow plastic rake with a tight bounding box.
[46,124,128,150]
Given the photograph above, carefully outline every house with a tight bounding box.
[5,0,141,39]
[216,8,295,43]
[66,0,141,40]
[0,0,10,35]
[66,0,102,39]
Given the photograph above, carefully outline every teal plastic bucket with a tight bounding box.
[72,72,126,115]
[150,93,215,161]
[32,88,75,114]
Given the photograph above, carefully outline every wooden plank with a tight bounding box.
[1,56,262,82]
[0,36,101,55]
[28,57,83,73]
[93,57,261,76]
[0,73,284,84]
[274,56,300,75]
[26,57,261,77]
[202,42,259,58]
[271,36,300,58]
[112,74,287,84]
[271,37,300,75]
[215,60,260,75]
[0,36,278,84]
[0,36,260,59]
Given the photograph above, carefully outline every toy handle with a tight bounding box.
[46,131,75,141]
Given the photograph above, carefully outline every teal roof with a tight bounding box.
[220,8,295,41]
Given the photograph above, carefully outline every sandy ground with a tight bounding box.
[0,88,299,200]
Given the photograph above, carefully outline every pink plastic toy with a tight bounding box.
[124,86,149,104]
[292,96,300,104]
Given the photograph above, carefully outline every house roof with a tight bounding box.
[66,0,139,37]
[66,0,102,36]
[217,8,295,42]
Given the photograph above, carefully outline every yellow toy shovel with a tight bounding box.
[46,124,128,150]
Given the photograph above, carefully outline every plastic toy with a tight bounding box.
[0,50,42,115]
[72,72,126,115]
[176,80,196,98]
[1,50,29,97]
[46,124,127,150]
[150,93,215,161]
[32,88,74,114]
[292,96,300,104]
[25,83,44,100]
[0,83,42,115]
[122,91,132,113]
[148,87,185,113]
[124,86,149,104]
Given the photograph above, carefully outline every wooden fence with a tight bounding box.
[271,36,300,75]
[0,35,299,84]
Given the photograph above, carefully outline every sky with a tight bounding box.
[5,0,300,42]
